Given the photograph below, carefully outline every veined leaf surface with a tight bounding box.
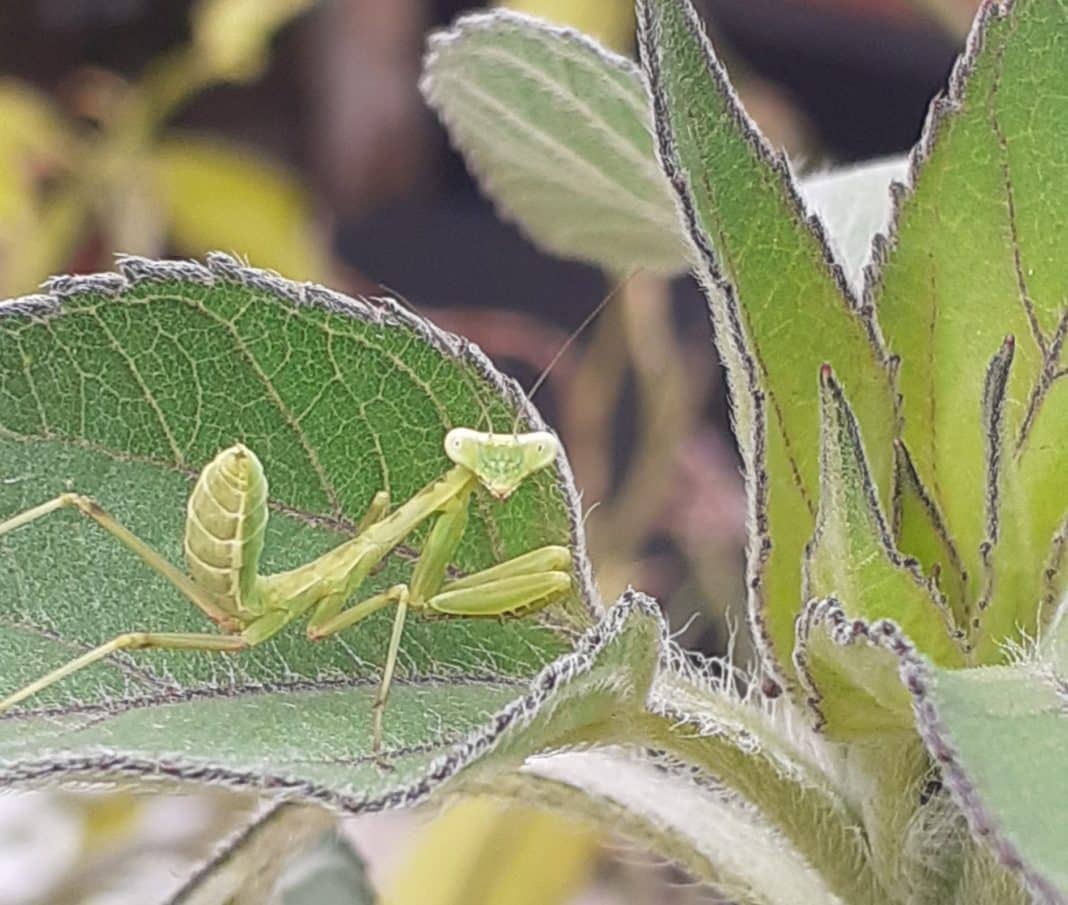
[869,0,1068,658]
[0,254,657,806]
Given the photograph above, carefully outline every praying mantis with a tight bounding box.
[0,427,573,753]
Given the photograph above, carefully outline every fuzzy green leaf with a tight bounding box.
[794,599,915,739]
[0,255,674,805]
[636,0,897,686]
[625,670,882,903]
[805,366,963,668]
[869,0,1068,660]
[421,10,689,276]
[905,652,1068,903]
[422,10,908,289]
[511,749,849,905]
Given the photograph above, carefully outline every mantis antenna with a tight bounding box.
[513,270,640,434]
[378,280,495,433]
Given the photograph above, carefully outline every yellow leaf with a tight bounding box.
[383,799,599,905]
[0,79,70,226]
[152,134,326,280]
[497,0,635,52]
[191,0,317,82]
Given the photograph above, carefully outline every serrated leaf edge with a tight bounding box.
[0,590,665,811]
[635,0,896,686]
[862,0,1014,307]
[793,596,912,734]
[636,0,892,350]
[903,655,1067,905]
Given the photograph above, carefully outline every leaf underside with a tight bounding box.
[905,653,1068,904]
[422,10,690,276]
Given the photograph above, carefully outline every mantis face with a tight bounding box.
[444,428,559,500]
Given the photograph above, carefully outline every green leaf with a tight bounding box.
[0,255,673,804]
[892,441,969,626]
[794,604,1029,902]
[636,0,897,684]
[868,0,1068,660]
[904,654,1068,903]
[805,365,963,669]
[508,749,850,905]
[794,598,916,739]
[421,10,689,275]
[422,11,908,286]
[153,136,328,281]
[626,670,882,903]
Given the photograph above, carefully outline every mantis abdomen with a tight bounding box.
[183,444,269,617]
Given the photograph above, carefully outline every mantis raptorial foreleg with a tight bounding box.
[0,428,573,755]
[356,491,390,534]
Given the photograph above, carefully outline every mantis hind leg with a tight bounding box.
[0,493,235,628]
[0,631,246,713]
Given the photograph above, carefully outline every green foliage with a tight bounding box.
[869,1,1068,662]
[422,11,688,275]
[0,255,672,804]
[420,0,1068,901]
[3,0,1067,902]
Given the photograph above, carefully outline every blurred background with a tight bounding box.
[0,0,982,902]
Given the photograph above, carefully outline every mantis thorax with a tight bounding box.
[444,428,558,500]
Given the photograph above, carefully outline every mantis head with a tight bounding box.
[444,428,559,500]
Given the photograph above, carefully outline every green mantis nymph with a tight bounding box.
[0,428,573,752]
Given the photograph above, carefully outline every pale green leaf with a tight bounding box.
[153,135,327,281]
[892,441,969,626]
[513,749,849,905]
[0,255,675,806]
[421,10,689,275]
[794,599,915,739]
[904,654,1068,903]
[868,0,1068,660]
[422,11,907,287]
[626,669,883,903]
[636,0,897,684]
